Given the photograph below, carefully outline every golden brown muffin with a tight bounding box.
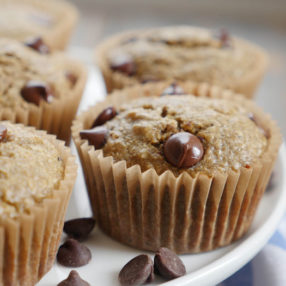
[0,38,87,143]
[96,26,268,98]
[0,0,78,50]
[72,81,281,254]
[0,121,77,286]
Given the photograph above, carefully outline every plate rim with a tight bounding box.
[162,143,286,286]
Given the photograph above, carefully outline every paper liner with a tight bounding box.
[0,59,87,145]
[95,28,268,98]
[3,0,78,51]
[72,81,281,253]
[0,123,77,285]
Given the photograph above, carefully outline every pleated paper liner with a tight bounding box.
[0,58,87,145]
[95,28,268,98]
[72,81,281,253]
[7,0,78,51]
[0,123,77,286]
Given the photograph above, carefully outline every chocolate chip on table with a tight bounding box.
[119,254,154,286]
[64,218,96,241]
[215,28,232,48]
[80,127,109,149]
[164,132,204,168]
[92,107,117,127]
[57,270,90,286]
[24,37,50,54]
[160,83,185,96]
[57,238,92,267]
[154,247,186,280]
[21,80,53,106]
[65,71,78,87]
[110,54,136,76]
[0,125,7,142]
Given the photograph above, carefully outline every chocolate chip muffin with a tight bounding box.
[0,38,87,143]
[73,81,281,254]
[0,122,77,286]
[0,0,78,51]
[96,26,268,98]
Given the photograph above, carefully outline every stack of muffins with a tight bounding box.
[0,1,282,286]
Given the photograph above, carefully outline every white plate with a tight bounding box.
[38,50,286,286]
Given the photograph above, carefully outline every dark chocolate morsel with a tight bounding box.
[80,127,109,149]
[154,247,186,280]
[64,218,96,241]
[57,239,92,267]
[110,54,136,76]
[161,83,185,96]
[0,125,7,142]
[248,113,270,139]
[215,28,232,48]
[21,80,53,106]
[24,37,50,54]
[92,107,117,127]
[57,270,90,286]
[164,132,204,168]
[121,37,138,45]
[65,71,78,87]
[118,254,153,286]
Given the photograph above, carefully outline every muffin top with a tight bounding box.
[0,38,76,109]
[0,122,64,218]
[82,94,268,176]
[106,26,260,87]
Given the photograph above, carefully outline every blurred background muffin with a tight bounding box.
[95,26,268,97]
[0,0,78,51]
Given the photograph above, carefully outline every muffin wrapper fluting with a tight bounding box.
[72,81,281,253]
[96,29,268,98]
[0,125,77,285]
[0,59,87,144]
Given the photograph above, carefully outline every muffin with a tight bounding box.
[96,26,268,98]
[0,0,78,51]
[72,81,281,253]
[0,38,87,143]
[0,122,77,286]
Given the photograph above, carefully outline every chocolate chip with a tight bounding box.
[118,254,153,286]
[21,80,53,106]
[110,54,136,76]
[0,125,7,142]
[154,247,186,280]
[57,239,92,267]
[164,132,204,168]
[80,127,109,149]
[215,29,232,48]
[65,71,78,87]
[92,107,117,128]
[64,218,96,241]
[121,37,138,45]
[248,113,270,139]
[161,83,185,96]
[24,37,50,54]
[57,270,90,286]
